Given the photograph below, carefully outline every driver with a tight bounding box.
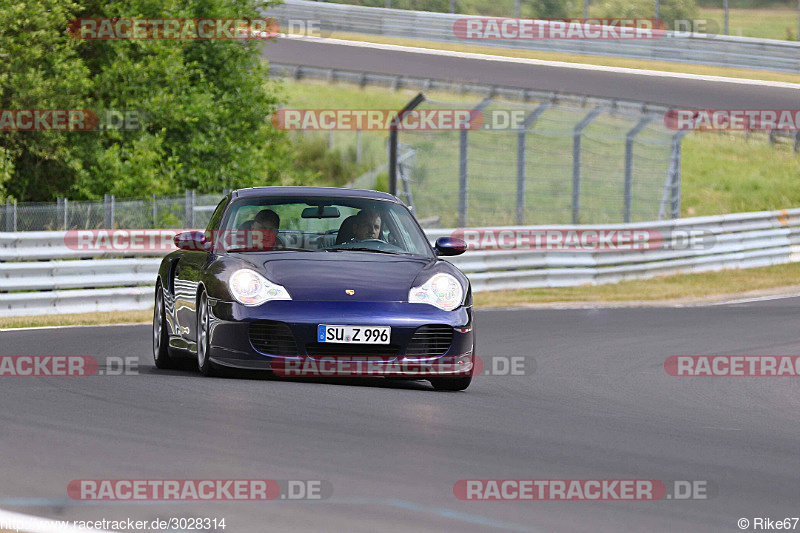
[352,209,382,241]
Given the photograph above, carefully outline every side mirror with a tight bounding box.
[434,237,467,256]
[174,231,210,252]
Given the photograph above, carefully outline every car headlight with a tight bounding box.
[229,269,291,306]
[408,273,463,311]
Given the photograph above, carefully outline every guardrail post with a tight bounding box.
[516,102,551,224]
[572,106,606,224]
[459,97,494,227]
[624,116,654,223]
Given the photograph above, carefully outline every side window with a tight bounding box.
[206,197,229,233]
[205,197,230,250]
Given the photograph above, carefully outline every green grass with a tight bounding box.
[474,261,800,307]
[698,7,799,40]
[682,131,800,216]
[280,78,800,221]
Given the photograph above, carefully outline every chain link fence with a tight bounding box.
[392,96,683,228]
[1,191,225,232]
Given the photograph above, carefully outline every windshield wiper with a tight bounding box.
[327,247,405,255]
[226,246,315,252]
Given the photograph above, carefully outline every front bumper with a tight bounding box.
[206,299,474,377]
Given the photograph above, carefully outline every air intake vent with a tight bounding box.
[249,321,299,356]
[406,325,454,356]
[305,343,400,357]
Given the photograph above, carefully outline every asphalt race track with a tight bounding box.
[261,38,800,109]
[2,298,800,532]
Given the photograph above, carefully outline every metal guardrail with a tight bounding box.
[1,208,799,316]
[267,0,800,73]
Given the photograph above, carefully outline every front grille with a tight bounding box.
[405,325,454,356]
[305,343,400,357]
[249,321,299,356]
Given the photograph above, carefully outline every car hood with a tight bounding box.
[256,252,435,302]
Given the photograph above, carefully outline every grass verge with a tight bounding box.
[301,31,800,85]
[0,310,152,330]
[473,261,800,307]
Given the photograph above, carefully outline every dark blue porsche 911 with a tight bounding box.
[153,187,474,391]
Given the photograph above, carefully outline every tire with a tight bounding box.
[196,290,217,377]
[153,284,176,369]
[429,376,472,391]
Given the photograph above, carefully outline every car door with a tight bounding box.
[173,196,229,344]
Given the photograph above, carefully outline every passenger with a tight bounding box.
[252,209,283,250]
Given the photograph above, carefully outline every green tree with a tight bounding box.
[0,0,301,202]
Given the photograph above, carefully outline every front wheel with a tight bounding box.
[429,376,472,391]
[153,284,175,369]
[196,291,216,377]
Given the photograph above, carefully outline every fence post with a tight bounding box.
[516,102,551,225]
[624,116,654,223]
[458,97,493,227]
[4,199,11,232]
[356,129,362,164]
[63,198,68,230]
[389,92,425,197]
[572,106,606,224]
[57,198,64,230]
[104,194,113,228]
[185,190,196,228]
[12,200,16,232]
[152,193,157,228]
[669,131,689,219]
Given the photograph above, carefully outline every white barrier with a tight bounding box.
[0,208,799,316]
[267,0,800,73]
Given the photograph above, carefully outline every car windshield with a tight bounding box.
[217,194,433,257]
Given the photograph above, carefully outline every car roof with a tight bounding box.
[231,186,401,203]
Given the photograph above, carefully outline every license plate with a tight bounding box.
[317,325,390,344]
